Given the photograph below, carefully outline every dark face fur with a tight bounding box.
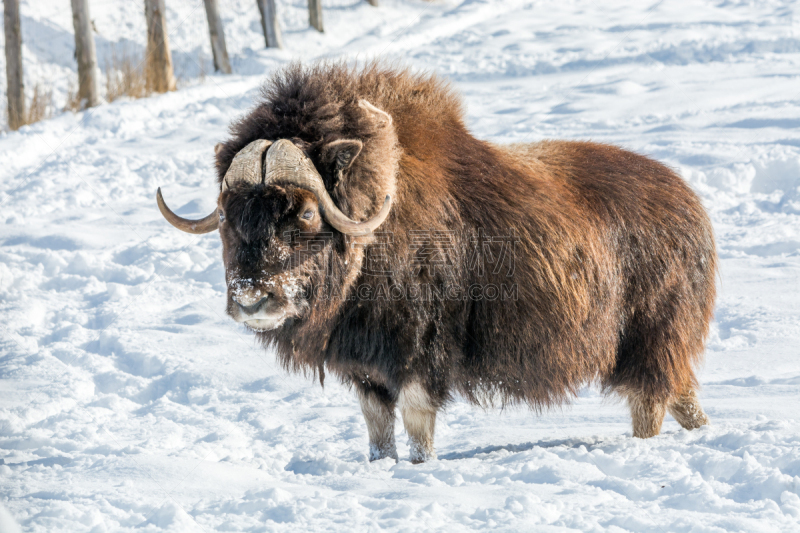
[218,182,333,331]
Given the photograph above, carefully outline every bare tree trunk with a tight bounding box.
[4,0,24,130]
[144,0,176,93]
[203,0,231,73]
[367,0,379,6]
[71,0,101,108]
[308,0,323,33]
[256,0,283,48]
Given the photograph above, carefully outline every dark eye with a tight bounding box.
[301,210,314,220]
[219,211,225,222]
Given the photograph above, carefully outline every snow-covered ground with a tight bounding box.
[2,0,800,531]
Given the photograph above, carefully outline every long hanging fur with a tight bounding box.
[216,61,717,418]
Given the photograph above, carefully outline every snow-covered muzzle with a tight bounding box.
[226,268,309,331]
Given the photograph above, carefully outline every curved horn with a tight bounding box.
[156,188,219,234]
[265,139,391,236]
[156,140,273,234]
[221,139,273,191]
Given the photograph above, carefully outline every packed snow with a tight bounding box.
[2,0,800,531]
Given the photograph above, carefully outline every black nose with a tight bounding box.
[235,296,269,316]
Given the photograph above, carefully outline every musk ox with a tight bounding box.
[157,63,716,463]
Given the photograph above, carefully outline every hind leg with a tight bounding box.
[668,388,709,430]
[626,387,709,438]
[610,308,710,438]
[627,391,667,438]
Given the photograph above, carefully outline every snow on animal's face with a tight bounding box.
[218,183,330,331]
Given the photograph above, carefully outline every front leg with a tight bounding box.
[398,382,437,463]
[358,389,398,462]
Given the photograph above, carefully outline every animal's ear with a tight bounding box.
[358,100,392,128]
[319,139,364,177]
[214,143,223,155]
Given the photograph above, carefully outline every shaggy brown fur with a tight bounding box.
[214,62,716,458]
